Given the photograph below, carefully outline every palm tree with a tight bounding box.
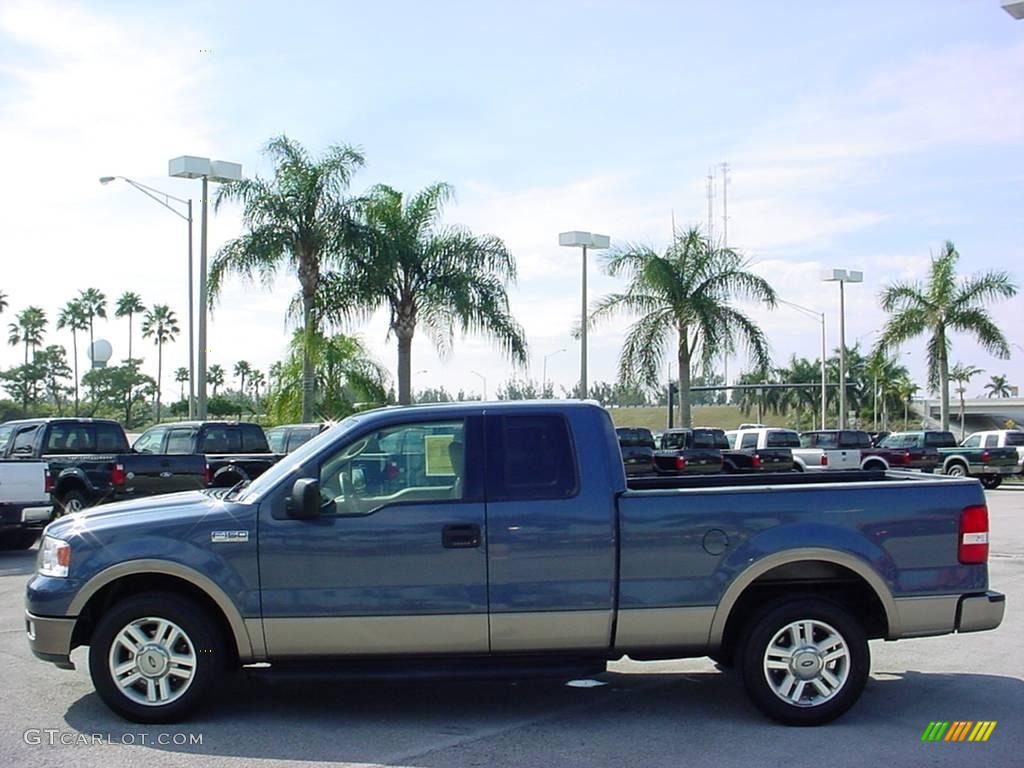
[115,292,145,362]
[893,377,920,429]
[56,300,90,415]
[590,227,776,427]
[8,306,47,364]
[949,362,984,440]
[207,364,226,396]
[0,289,7,315]
[78,288,107,361]
[877,242,1016,431]
[249,370,266,408]
[233,360,252,401]
[141,305,179,422]
[319,182,528,405]
[174,366,189,401]
[209,135,366,422]
[985,374,1012,398]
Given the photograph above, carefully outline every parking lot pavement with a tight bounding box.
[1,488,1021,768]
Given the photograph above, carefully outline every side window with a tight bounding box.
[94,424,129,452]
[662,432,686,450]
[241,425,269,452]
[11,425,39,455]
[0,425,13,454]
[816,433,839,449]
[982,435,999,448]
[46,425,94,454]
[287,429,317,452]
[199,426,240,453]
[133,429,165,453]
[740,433,758,450]
[166,429,197,454]
[318,419,468,515]
[962,435,981,448]
[265,428,286,453]
[488,414,577,501]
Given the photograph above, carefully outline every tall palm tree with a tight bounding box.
[949,362,984,440]
[893,377,920,429]
[141,305,179,422]
[8,306,47,365]
[207,364,225,396]
[319,182,528,405]
[249,369,266,408]
[78,288,107,362]
[56,300,90,415]
[233,360,252,401]
[115,292,145,363]
[209,135,366,422]
[877,242,1016,431]
[174,366,189,401]
[590,227,776,427]
[984,374,1011,399]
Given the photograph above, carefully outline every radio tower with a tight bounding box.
[720,162,730,248]
[706,167,715,242]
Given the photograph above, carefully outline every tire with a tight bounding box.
[862,461,886,472]
[737,597,869,726]
[709,652,735,670]
[89,592,224,723]
[945,462,967,478]
[980,476,1002,490]
[0,530,39,551]
[58,489,89,515]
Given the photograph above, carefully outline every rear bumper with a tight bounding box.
[0,503,53,530]
[957,591,1005,633]
[970,464,1018,476]
[25,611,76,669]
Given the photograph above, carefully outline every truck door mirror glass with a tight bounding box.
[288,478,322,520]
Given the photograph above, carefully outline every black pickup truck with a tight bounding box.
[720,428,796,472]
[0,418,207,513]
[132,421,281,487]
[615,427,657,476]
[654,428,724,474]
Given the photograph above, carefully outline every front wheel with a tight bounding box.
[980,476,1002,490]
[737,597,869,726]
[89,592,223,723]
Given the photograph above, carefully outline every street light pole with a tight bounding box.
[199,175,209,419]
[559,231,610,399]
[822,269,864,429]
[777,298,828,429]
[99,175,196,418]
[541,349,566,398]
[470,370,487,400]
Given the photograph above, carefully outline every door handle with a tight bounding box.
[442,523,481,549]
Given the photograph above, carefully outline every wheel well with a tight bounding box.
[862,459,887,471]
[55,478,86,498]
[944,458,967,473]
[716,560,889,663]
[70,573,239,666]
[211,469,244,488]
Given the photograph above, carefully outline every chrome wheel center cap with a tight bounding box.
[137,645,170,678]
[791,649,823,680]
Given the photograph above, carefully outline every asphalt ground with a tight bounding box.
[0,487,1021,767]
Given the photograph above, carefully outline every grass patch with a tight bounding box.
[605,405,789,432]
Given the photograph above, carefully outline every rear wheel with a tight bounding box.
[89,592,223,723]
[737,597,869,726]
[945,462,967,478]
[980,476,1002,490]
[57,489,88,515]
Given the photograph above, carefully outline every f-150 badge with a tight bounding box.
[211,531,249,543]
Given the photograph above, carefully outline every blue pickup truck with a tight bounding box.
[26,402,1004,726]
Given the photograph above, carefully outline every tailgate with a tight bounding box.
[0,460,48,504]
[826,449,862,470]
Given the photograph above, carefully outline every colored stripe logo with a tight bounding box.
[921,721,997,742]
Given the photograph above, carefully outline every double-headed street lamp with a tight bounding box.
[99,175,195,418]
[470,370,487,401]
[558,231,610,399]
[168,156,243,418]
[822,268,863,429]
[541,348,566,398]
[777,298,827,429]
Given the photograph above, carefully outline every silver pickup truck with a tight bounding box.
[0,459,53,549]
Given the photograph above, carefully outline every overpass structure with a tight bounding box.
[914,397,1024,433]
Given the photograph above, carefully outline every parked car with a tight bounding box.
[883,431,1019,489]
[615,427,657,476]
[723,428,796,472]
[1,418,207,513]
[794,429,866,471]
[265,423,330,454]
[956,429,1024,488]
[27,401,1004,726]
[133,421,282,488]
[802,429,940,473]
[654,428,724,474]
[0,459,53,549]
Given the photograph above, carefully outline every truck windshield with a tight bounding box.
[235,415,363,503]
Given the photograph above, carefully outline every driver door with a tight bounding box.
[258,415,489,656]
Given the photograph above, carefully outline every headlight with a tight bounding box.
[38,536,71,578]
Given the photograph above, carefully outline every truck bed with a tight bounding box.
[626,469,885,490]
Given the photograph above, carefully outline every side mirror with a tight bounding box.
[288,478,322,520]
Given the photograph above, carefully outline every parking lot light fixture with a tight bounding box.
[559,231,610,398]
[470,370,487,401]
[169,155,243,419]
[542,348,566,398]
[821,269,863,429]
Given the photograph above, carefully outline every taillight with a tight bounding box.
[204,463,213,486]
[111,463,126,486]
[980,451,991,463]
[959,505,989,564]
[674,456,687,471]
[899,451,912,465]
[820,453,829,466]
[752,454,762,469]
[44,472,54,495]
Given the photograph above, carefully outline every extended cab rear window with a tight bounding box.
[1005,432,1024,447]
[766,431,800,448]
[925,432,957,448]
[691,430,723,449]
[488,414,578,501]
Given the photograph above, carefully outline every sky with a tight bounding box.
[0,0,1022,403]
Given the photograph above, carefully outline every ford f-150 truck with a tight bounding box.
[883,431,1019,489]
[959,430,1024,487]
[654,428,724,474]
[1,418,208,512]
[0,459,52,549]
[26,402,1004,726]
[722,428,796,472]
[802,430,940,473]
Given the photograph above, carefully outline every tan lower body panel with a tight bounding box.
[891,595,959,638]
[489,610,613,652]
[614,607,715,652]
[263,614,489,656]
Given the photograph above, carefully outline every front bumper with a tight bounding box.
[957,591,1005,633]
[25,611,76,669]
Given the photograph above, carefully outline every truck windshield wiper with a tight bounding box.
[223,478,250,500]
